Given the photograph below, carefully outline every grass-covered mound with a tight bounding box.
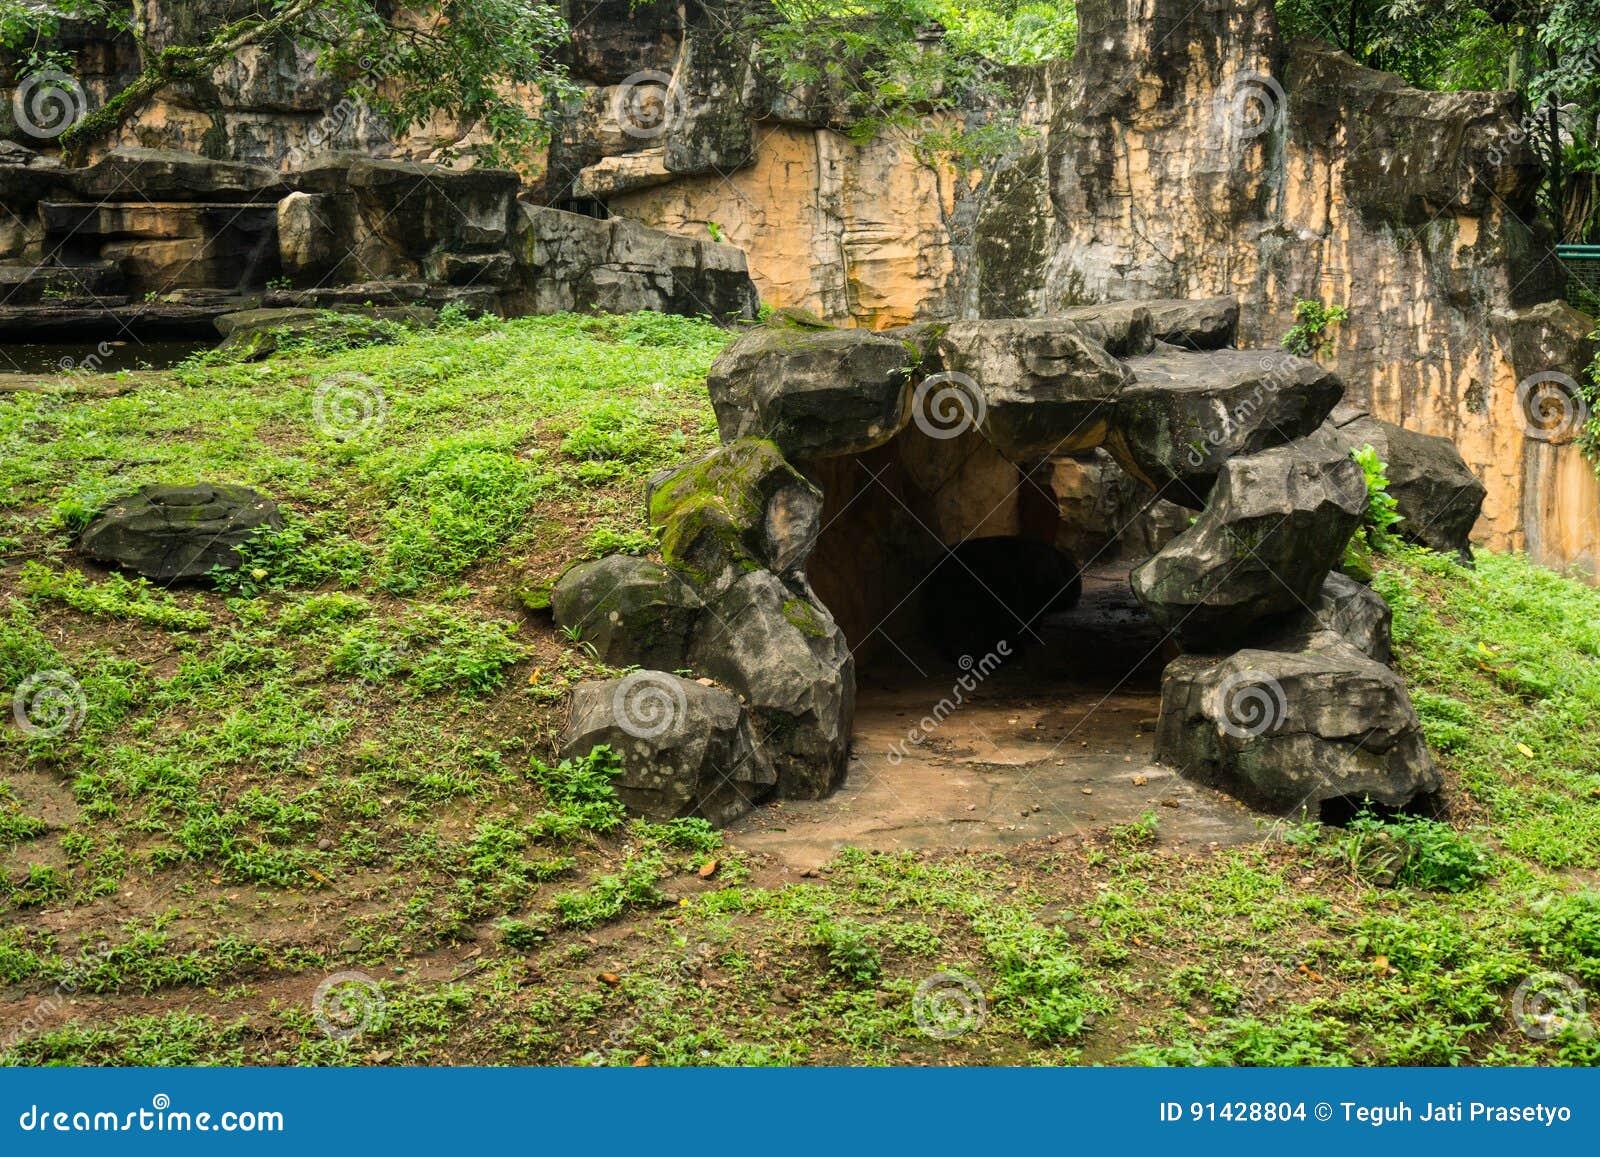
[1,313,1598,1065]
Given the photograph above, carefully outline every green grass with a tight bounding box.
[4,314,1600,1067]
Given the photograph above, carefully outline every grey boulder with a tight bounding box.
[1329,408,1486,561]
[687,570,855,799]
[77,483,283,583]
[1155,631,1439,815]
[1131,428,1367,649]
[928,319,1132,457]
[550,555,704,669]
[705,326,916,458]
[1111,349,1344,507]
[1287,571,1394,665]
[561,672,775,825]
[1056,302,1155,357]
[1143,296,1241,350]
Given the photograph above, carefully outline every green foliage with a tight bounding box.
[813,917,884,983]
[18,562,211,631]
[977,907,1103,1042]
[749,0,1075,162]
[1343,811,1496,892]
[528,747,627,838]
[551,851,666,929]
[1342,444,1400,575]
[1351,444,1402,538]
[377,444,545,594]
[210,514,372,596]
[1280,297,1350,358]
[328,605,525,694]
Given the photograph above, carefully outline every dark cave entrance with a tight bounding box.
[728,427,1277,866]
[800,426,1172,698]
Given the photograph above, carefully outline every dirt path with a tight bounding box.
[733,574,1267,868]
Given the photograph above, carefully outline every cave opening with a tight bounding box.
[729,425,1273,866]
[801,425,1172,697]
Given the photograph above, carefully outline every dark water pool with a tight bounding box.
[0,341,210,375]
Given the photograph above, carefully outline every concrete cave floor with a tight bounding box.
[730,572,1269,869]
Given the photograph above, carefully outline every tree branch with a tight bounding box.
[59,0,324,161]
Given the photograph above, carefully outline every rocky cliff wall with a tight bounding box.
[981,0,1598,569]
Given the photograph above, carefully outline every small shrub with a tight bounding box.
[1281,298,1350,358]
[813,918,883,983]
[527,747,627,838]
[1343,444,1400,576]
[1343,812,1494,892]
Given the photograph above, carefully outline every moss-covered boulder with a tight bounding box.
[212,307,423,362]
[647,439,822,589]
[549,555,704,669]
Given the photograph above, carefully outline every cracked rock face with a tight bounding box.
[1154,629,1439,816]
[562,673,776,826]
[1131,427,1367,650]
[1109,348,1344,508]
[77,483,283,583]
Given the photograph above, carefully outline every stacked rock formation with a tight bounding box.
[560,301,1476,823]
[0,147,759,340]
